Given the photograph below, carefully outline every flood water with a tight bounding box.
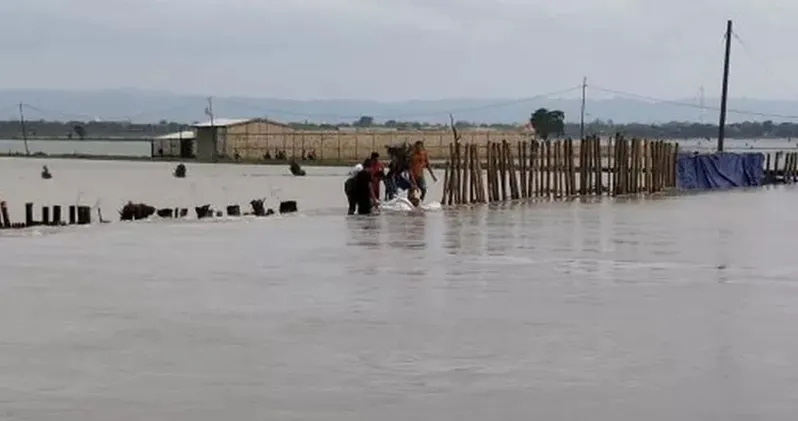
[2,157,798,420]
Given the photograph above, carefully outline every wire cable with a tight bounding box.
[589,85,798,120]
[214,85,584,121]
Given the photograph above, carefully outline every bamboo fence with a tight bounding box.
[441,136,680,205]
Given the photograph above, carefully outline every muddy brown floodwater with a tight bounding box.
[1,157,798,420]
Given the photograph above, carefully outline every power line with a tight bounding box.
[588,85,798,120]
[215,85,584,121]
[20,100,204,123]
[730,25,798,99]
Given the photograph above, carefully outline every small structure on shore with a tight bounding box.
[119,202,156,220]
[117,198,297,222]
[289,160,306,176]
[0,202,92,228]
[173,163,186,178]
[41,165,52,180]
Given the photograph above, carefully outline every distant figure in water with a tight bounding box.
[41,165,52,179]
[173,163,186,178]
[289,159,306,176]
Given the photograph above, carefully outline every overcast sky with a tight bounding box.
[1,0,796,101]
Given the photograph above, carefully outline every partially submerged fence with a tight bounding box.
[763,151,798,183]
[441,137,680,205]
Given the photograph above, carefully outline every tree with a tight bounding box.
[529,108,565,140]
[73,124,86,140]
[763,120,774,134]
[354,116,374,127]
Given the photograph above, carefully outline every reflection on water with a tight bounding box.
[1,163,798,419]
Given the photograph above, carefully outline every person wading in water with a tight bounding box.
[408,141,437,203]
[344,160,379,215]
[367,151,385,201]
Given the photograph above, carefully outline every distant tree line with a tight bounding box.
[0,113,797,140]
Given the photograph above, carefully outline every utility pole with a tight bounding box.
[717,20,732,152]
[205,96,218,160]
[206,96,214,126]
[19,103,29,156]
[580,77,587,140]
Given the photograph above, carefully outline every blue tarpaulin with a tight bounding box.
[676,152,764,190]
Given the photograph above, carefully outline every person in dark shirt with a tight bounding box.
[345,160,378,215]
[384,143,411,200]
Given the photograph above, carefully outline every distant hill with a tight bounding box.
[1,88,797,124]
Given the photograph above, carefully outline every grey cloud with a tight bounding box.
[0,0,795,100]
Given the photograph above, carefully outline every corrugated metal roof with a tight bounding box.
[193,118,253,127]
[156,130,196,140]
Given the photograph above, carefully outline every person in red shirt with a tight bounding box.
[367,152,385,200]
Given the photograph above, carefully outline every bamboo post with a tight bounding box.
[460,142,468,204]
[664,141,671,190]
[584,138,592,194]
[568,138,577,197]
[564,139,570,197]
[543,140,551,197]
[441,149,451,204]
[517,141,525,198]
[672,143,680,188]
[766,153,771,182]
[655,141,663,191]
[25,202,34,226]
[504,141,516,200]
[493,142,500,201]
[537,140,544,197]
[487,142,495,202]
[644,140,652,193]
[504,143,510,202]
[618,137,626,195]
[475,144,486,202]
[665,142,673,188]
[447,143,456,205]
[471,143,479,202]
[41,206,50,225]
[649,140,657,192]
[530,140,536,197]
[607,136,618,195]
[454,141,462,204]
[557,140,565,198]
[785,152,791,183]
[470,144,478,202]
[510,141,520,200]
[0,201,10,228]
[611,136,619,195]
[632,139,640,193]
[467,144,475,203]
[554,140,561,198]
[52,205,62,225]
[579,138,587,195]
[556,140,564,198]
[591,135,603,196]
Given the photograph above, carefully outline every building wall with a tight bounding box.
[153,137,180,157]
[195,128,217,161]
[223,129,529,161]
[153,137,196,157]
[224,120,296,159]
